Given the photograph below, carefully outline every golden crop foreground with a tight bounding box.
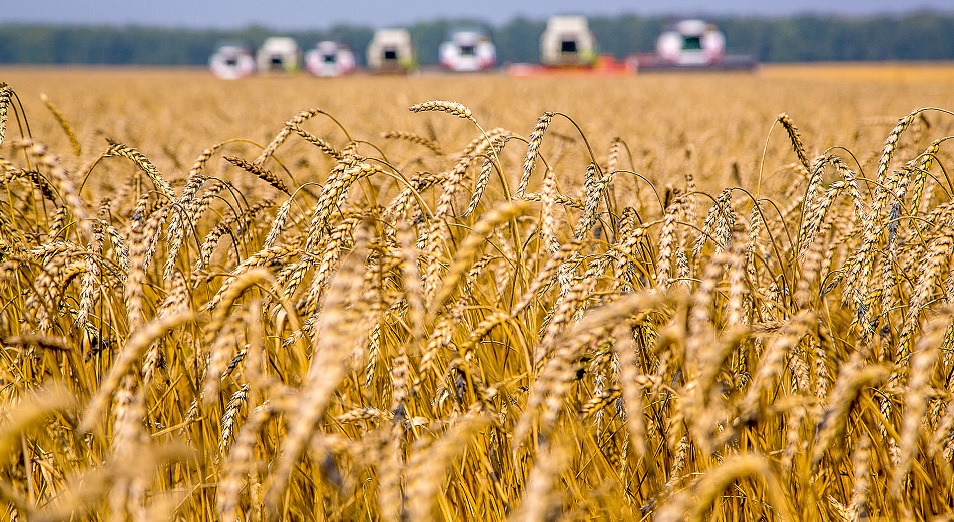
[1,68,954,520]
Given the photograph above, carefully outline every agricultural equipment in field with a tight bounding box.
[439,29,496,72]
[305,41,357,77]
[367,29,416,73]
[208,44,256,80]
[256,37,301,74]
[540,16,597,67]
[507,16,633,77]
[631,20,758,71]
[507,55,633,77]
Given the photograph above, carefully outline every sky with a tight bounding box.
[5,0,952,29]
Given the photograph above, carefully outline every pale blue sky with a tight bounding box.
[4,0,952,29]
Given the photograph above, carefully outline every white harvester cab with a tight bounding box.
[305,41,357,77]
[439,30,496,72]
[256,37,301,74]
[209,45,255,80]
[656,20,726,66]
[540,16,597,66]
[367,29,415,73]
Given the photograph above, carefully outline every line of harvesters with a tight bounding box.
[209,16,757,79]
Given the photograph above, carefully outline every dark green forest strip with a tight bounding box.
[1,11,951,66]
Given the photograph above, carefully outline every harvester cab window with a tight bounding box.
[460,45,476,56]
[383,47,398,61]
[682,36,702,51]
[561,39,578,54]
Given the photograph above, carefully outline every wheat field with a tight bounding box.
[2,65,954,520]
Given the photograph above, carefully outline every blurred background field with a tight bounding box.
[3,63,954,195]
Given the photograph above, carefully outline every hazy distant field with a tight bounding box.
[3,63,953,193]
[3,63,954,520]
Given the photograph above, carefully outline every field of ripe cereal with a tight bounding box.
[2,63,954,520]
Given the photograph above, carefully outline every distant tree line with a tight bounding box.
[0,12,952,66]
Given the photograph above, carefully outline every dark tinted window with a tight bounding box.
[561,39,578,53]
[683,36,702,51]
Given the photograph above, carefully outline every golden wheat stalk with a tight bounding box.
[511,441,569,521]
[0,83,12,145]
[286,122,343,160]
[655,193,683,289]
[891,310,947,495]
[382,130,444,156]
[255,108,330,166]
[812,355,890,464]
[515,292,663,447]
[263,223,372,515]
[778,113,811,171]
[432,200,528,311]
[80,310,194,432]
[463,134,509,217]
[20,140,94,243]
[656,454,794,522]
[740,312,814,422]
[408,100,475,123]
[104,139,176,199]
[41,93,81,157]
[876,109,921,186]
[405,414,488,518]
[216,401,274,518]
[518,112,555,198]
[574,163,604,239]
[224,155,291,195]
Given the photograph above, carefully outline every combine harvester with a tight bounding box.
[508,16,632,77]
[630,20,757,71]
[540,15,596,67]
[256,37,301,74]
[208,44,256,80]
[439,29,496,72]
[305,41,357,77]
[367,29,416,74]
